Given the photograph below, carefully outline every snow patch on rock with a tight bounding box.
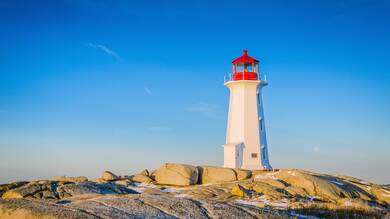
[330,181,344,186]
[254,173,277,180]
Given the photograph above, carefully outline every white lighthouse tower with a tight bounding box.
[223,50,272,170]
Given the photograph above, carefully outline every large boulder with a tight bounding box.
[199,166,237,184]
[235,169,252,180]
[101,171,118,181]
[132,174,154,184]
[154,163,198,186]
[131,169,154,184]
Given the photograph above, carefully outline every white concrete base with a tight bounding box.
[223,143,243,169]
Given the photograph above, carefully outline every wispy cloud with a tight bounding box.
[144,86,152,95]
[148,126,172,132]
[186,102,217,117]
[87,42,120,60]
[313,146,320,153]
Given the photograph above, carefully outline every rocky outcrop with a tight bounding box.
[371,185,390,205]
[101,171,118,181]
[235,169,252,180]
[272,169,374,202]
[2,181,138,200]
[254,178,286,189]
[2,181,59,199]
[274,169,343,201]
[139,169,150,176]
[0,198,96,219]
[114,179,133,187]
[132,174,154,184]
[131,169,154,184]
[252,182,288,200]
[0,167,389,218]
[52,176,88,183]
[231,184,252,197]
[56,182,138,198]
[284,186,307,196]
[0,193,292,219]
[0,181,28,197]
[154,163,199,186]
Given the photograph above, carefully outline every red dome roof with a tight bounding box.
[232,50,259,64]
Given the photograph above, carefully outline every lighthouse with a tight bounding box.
[223,50,272,170]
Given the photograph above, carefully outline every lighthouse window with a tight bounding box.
[260,119,263,131]
[245,64,253,72]
[251,153,257,158]
[236,64,244,72]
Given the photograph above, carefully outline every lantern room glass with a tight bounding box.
[232,63,259,73]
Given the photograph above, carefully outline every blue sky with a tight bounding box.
[0,0,389,184]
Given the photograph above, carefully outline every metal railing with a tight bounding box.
[224,72,267,83]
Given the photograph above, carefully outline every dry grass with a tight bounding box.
[289,202,385,219]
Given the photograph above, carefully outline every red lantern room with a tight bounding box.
[231,50,259,80]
